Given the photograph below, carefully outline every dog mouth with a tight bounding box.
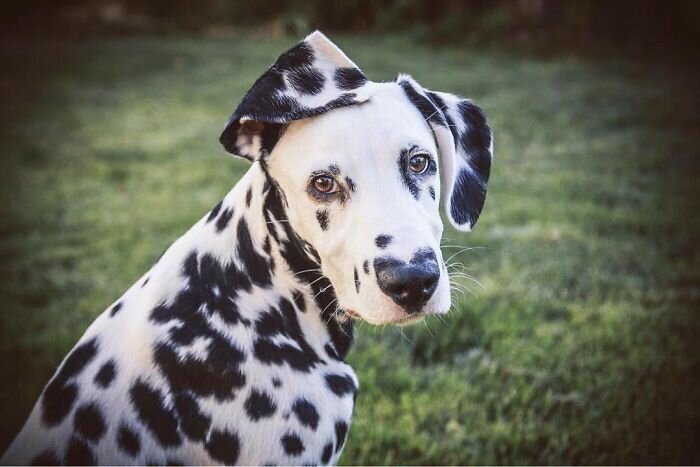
[342,308,425,325]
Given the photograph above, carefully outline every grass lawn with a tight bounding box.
[1,33,699,464]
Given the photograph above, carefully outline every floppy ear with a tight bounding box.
[397,75,493,232]
[220,31,376,161]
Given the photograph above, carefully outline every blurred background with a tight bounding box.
[1,0,699,464]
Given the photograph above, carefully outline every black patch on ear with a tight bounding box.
[428,186,436,200]
[450,170,488,226]
[276,42,315,69]
[362,260,369,274]
[334,67,367,90]
[215,208,234,232]
[345,176,356,192]
[375,235,392,249]
[207,200,223,223]
[398,80,446,127]
[287,66,325,95]
[354,268,360,293]
[316,210,329,231]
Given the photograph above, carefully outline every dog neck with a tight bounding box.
[207,162,355,360]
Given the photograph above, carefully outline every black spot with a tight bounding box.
[64,436,95,465]
[428,186,436,200]
[272,377,282,388]
[276,41,315,70]
[334,67,367,90]
[281,433,305,456]
[215,208,234,232]
[117,424,141,457]
[344,176,356,192]
[246,187,253,207]
[244,389,277,421]
[31,451,60,466]
[287,66,325,95]
[174,393,212,441]
[375,235,392,249]
[109,302,123,317]
[154,339,246,401]
[328,164,341,176]
[334,421,348,453]
[94,360,116,388]
[398,79,446,127]
[316,210,329,231]
[362,260,369,274]
[262,181,354,361]
[324,373,356,397]
[321,442,333,464]
[237,217,273,287]
[41,338,98,426]
[129,380,181,447]
[324,343,341,361]
[207,200,223,223]
[253,297,322,372]
[74,403,106,442]
[142,277,150,287]
[292,398,319,430]
[292,290,306,313]
[205,429,240,465]
[354,268,360,293]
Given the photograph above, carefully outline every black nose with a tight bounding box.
[375,256,440,311]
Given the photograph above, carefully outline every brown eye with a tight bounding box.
[408,154,429,174]
[312,175,337,194]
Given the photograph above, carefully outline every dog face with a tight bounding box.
[220,32,493,325]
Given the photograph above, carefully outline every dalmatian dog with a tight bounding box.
[3,31,492,465]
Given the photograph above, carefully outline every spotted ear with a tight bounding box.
[220,31,376,161]
[397,75,493,232]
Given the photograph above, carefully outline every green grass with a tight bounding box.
[1,33,699,464]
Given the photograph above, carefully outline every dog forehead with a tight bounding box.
[272,83,436,171]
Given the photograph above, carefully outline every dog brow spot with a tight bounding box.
[328,164,341,176]
[375,235,392,249]
[363,260,369,274]
[345,176,356,192]
[316,210,329,231]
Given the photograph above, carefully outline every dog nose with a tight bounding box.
[375,259,439,311]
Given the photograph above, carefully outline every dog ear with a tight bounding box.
[397,75,493,232]
[220,31,376,161]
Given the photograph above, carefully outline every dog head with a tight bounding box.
[220,32,493,325]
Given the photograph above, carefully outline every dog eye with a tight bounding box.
[311,175,337,194]
[408,154,429,174]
